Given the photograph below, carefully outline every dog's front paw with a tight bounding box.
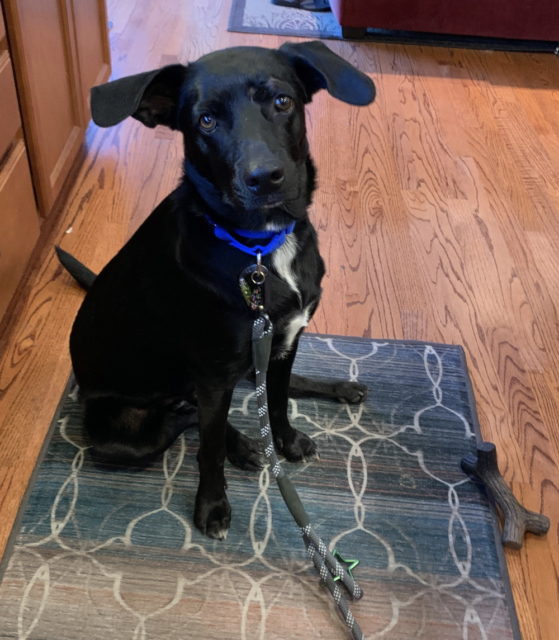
[194,492,231,540]
[333,381,368,404]
[274,428,317,462]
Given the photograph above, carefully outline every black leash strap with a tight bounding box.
[252,314,364,639]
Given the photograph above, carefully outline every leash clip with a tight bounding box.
[252,251,266,285]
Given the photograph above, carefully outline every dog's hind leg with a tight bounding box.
[289,373,367,404]
[83,396,197,466]
[246,371,367,403]
[226,422,264,471]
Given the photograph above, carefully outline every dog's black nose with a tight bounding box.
[244,163,285,195]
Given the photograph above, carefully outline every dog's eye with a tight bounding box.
[274,95,294,112]
[199,113,216,132]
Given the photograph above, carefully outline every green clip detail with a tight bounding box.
[239,279,253,307]
[332,549,360,582]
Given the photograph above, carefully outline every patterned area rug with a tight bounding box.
[0,335,520,639]
[228,0,342,39]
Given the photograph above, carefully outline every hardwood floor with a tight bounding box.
[1,1,558,637]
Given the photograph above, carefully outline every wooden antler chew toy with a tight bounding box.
[461,442,550,549]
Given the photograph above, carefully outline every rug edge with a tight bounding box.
[0,376,75,582]
[304,331,465,350]
[459,349,523,640]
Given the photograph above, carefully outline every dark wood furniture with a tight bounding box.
[330,0,559,43]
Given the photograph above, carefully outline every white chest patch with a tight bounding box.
[270,231,311,356]
[271,233,301,303]
[281,306,311,356]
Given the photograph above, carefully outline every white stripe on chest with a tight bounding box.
[280,306,311,356]
[271,234,311,355]
[271,233,301,303]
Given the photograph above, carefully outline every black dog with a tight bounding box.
[58,41,375,540]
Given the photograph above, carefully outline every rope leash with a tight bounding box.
[251,312,364,639]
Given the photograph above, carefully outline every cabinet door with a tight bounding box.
[3,0,85,214]
[0,141,41,318]
[72,0,111,123]
[0,9,41,319]
[0,49,20,161]
[0,4,5,43]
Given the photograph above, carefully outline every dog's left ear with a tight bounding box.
[279,41,375,106]
[90,64,188,129]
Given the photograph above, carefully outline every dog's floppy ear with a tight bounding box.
[279,41,375,106]
[90,64,188,129]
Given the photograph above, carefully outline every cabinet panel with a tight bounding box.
[3,0,85,214]
[0,140,41,318]
[0,50,21,161]
[0,7,5,43]
[72,0,111,121]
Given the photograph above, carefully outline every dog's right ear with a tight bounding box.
[279,41,374,106]
[90,64,188,129]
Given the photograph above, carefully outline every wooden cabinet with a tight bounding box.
[2,0,110,214]
[0,0,110,321]
[0,141,41,318]
[73,0,111,122]
[0,47,20,157]
[0,7,40,318]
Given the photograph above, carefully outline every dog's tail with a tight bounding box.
[55,246,97,291]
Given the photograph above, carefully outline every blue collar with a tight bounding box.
[204,215,296,257]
